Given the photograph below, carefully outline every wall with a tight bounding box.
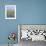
[0,0,46,44]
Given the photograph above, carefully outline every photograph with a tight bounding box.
[5,5,16,19]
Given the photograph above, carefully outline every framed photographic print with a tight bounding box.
[5,5,16,19]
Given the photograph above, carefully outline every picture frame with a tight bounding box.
[5,5,16,19]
